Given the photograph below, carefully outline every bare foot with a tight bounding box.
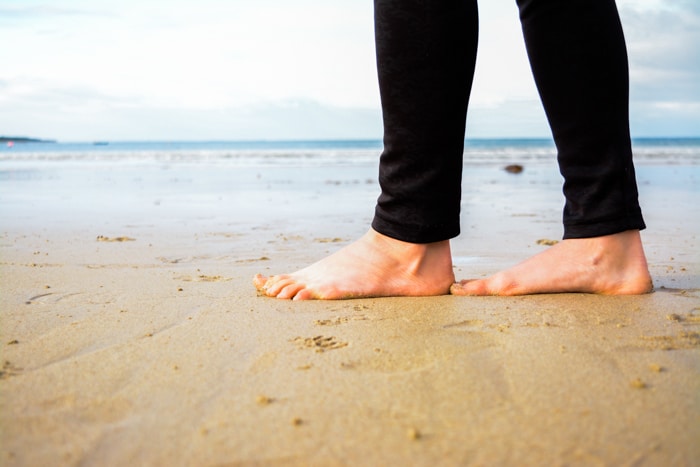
[253,229,455,300]
[450,230,653,296]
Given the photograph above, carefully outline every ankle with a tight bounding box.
[579,230,652,293]
[371,229,452,265]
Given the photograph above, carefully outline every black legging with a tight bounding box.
[371,0,646,243]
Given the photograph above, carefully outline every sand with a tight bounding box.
[1,161,699,465]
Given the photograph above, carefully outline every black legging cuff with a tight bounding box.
[563,214,646,239]
[372,213,460,244]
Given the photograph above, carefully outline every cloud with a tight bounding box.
[617,2,700,135]
[0,80,382,141]
[0,5,112,21]
[622,6,700,73]
[466,100,550,138]
[0,0,697,140]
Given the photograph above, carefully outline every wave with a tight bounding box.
[1,138,698,166]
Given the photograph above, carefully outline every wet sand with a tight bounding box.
[1,161,698,465]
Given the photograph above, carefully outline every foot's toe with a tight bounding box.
[253,274,268,290]
[277,282,306,300]
[292,288,315,301]
[450,281,464,295]
[264,276,296,296]
[451,279,492,296]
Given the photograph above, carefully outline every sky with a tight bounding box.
[0,0,698,142]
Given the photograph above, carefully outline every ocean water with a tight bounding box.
[1,138,698,234]
[1,138,699,167]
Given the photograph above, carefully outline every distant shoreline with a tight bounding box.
[2,136,699,145]
[0,136,56,144]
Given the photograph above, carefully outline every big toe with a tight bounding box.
[253,274,268,290]
[450,279,488,296]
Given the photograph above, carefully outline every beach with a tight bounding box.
[1,140,699,465]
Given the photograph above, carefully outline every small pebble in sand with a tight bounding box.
[407,428,421,440]
[649,364,664,373]
[7,340,19,345]
[666,313,682,322]
[315,237,344,243]
[256,395,273,406]
[630,378,647,389]
[504,164,524,174]
[291,417,303,426]
[536,238,559,246]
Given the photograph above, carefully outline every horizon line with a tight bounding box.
[4,136,700,145]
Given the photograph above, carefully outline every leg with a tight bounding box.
[254,0,479,299]
[452,0,652,296]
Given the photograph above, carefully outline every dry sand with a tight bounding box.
[1,162,699,466]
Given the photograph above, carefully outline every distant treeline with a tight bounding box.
[0,136,56,143]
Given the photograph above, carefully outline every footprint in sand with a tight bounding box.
[0,361,23,379]
[25,291,84,305]
[174,274,232,282]
[638,331,700,351]
[290,336,349,353]
[96,235,136,242]
[442,319,485,330]
[314,315,368,326]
